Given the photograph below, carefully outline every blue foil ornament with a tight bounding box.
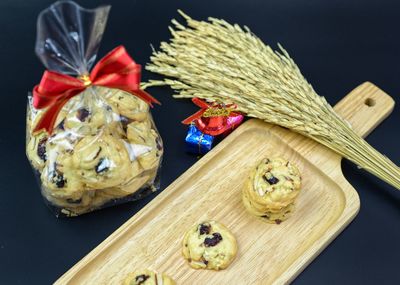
[185,125,214,154]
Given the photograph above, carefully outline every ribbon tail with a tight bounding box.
[230,111,242,117]
[192,97,210,109]
[131,89,160,107]
[33,99,69,134]
[182,109,206,125]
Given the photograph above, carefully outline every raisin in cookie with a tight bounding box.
[242,157,301,224]
[182,220,237,270]
[123,270,175,285]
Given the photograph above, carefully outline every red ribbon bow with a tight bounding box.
[32,45,160,134]
[182,98,242,136]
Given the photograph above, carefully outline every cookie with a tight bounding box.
[101,175,152,199]
[41,186,94,209]
[26,85,163,216]
[63,104,119,137]
[242,191,294,224]
[123,270,175,285]
[242,157,301,224]
[125,124,163,171]
[96,160,149,198]
[40,137,81,189]
[126,120,154,146]
[40,160,86,201]
[53,192,110,217]
[117,114,134,136]
[138,149,162,171]
[26,103,69,171]
[71,134,132,189]
[182,220,237,270]
[105,88,149,121]
[26,131,48,171]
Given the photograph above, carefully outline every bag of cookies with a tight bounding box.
[26,1,163,217]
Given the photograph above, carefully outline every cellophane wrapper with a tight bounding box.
[26,1,163,217]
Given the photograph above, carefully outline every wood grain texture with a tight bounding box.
[55,82,395,285]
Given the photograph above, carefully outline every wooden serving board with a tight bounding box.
[56,82,395,285]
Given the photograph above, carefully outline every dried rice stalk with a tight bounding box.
[143,11,400,190]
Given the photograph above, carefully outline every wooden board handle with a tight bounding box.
[333,82,395,138]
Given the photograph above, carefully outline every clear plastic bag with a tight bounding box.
[26,1,163,217]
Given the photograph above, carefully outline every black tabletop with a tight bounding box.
[1,0,399,284]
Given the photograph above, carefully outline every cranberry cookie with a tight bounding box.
[242,157,302,224]
[26,86,163,216]
[105,88,149,121]
[71,133,132,189]
[182,220,237,270]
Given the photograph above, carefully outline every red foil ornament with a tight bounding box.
[182,98,244,136]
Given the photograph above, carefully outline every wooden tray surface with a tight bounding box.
[56,82,395,285]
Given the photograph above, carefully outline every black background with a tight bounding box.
[1,0,399,284]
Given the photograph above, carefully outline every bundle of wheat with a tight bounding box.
[143,11,400,190]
